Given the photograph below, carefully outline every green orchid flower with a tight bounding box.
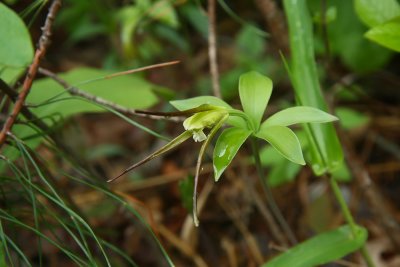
[109,71,338,226]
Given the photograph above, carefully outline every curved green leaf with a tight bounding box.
[170,96,232,110]
[261,106,338,129]
[263,225,368,267]
[355,0,400,27]
[256,126,305,165]
[0,3,34,84]
[239,71,272,130]
[213,127,251,181]
[365,18,400,52]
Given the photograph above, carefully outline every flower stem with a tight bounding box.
[329,175,375,267]
[250,137,297,245]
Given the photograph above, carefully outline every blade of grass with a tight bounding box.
[283,0,343,175]
[1,232,30,267]
[13,139,96,264]
[0,220,16,267]
[0,211,86,266]
[65,173,175,267]
[6,154,97,264]
[9,140,111,266]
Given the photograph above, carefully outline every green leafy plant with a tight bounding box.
[355,0,400,52]
[263,225,368,267]
[110,70,338,226]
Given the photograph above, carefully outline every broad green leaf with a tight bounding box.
[365,18,400,52]
[0,2,34,84]
[239,71,272,130]
[263,225,368,267]
[1,67,160,169]
[260,106,338,129]
[327,0,392,72]
[170,96,247,129]
[256,126,305,165]
[28,67,159,118]
[284,0,343,175]
[355,0,400,27]
[213,127,251,181]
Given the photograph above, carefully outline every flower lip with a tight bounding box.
[183,108,228,131]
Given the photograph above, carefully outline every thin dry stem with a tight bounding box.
[105,60,180,79]
[208,0,222,98]
[38,67,182,122]
[0,0,62,150]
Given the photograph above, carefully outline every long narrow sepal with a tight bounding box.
[192,114,228,226]
[108,131,192,182]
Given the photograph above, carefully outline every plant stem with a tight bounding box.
[250,137,297,245]
[329,176,376,267]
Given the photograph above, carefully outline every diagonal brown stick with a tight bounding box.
[208,0,222,98]
[38,66,183,122]
[0,0,62,150]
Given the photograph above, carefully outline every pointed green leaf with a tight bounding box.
[284,0,343,175]
[263,225,368,267]
[239,71,272,130]
[213,127,251,181]
[0,3,34,84]
[261,106,338,129]
[170,96,232,110]
[365,18,400,52]
[355,0,400,27]
[256,126,305,165]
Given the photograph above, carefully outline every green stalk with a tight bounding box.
[251,137,297,245]
[329,176,375,267]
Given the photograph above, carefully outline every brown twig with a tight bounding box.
[0,0,62,150]
[105,60,180,79]
[254,0,289,54]
[208,0,222,98]
[0,79,51,133]
[38,68,182,122]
